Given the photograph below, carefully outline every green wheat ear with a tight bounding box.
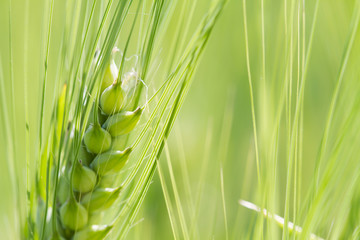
[55,62,141,237]
[12,0,227,239]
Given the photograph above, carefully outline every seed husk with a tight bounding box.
[100,59,118,93]
[81,187,122,212]
[59,197,88,231]
[71,161,97,193]
[100,83,125,115]
[103,107,143,137]
[84,124,112,154]
[90,148,132,176]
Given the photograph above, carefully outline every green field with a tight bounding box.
[1,0,360,239]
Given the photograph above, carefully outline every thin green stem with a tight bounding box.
[39,0,55,238]
[242,0,261,186]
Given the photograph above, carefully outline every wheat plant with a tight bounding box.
[0,0,226,239]
[2,0,360,239]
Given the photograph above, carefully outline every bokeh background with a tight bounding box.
[0,0,359,239]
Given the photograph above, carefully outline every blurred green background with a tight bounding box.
[1,0,359,239]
